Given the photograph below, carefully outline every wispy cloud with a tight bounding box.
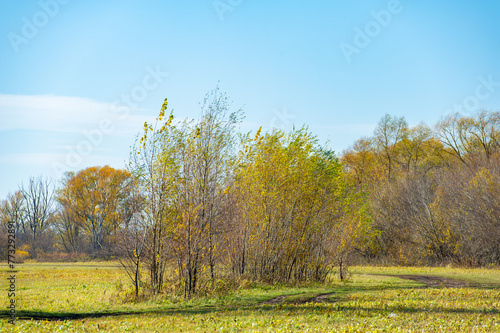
[0,94,159,188]
[1,94,110,132]
[0,94,156,135]
[0,153,65,166]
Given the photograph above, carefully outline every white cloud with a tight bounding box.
[0,95,169,199]
[0,94,108,132]
[0,94,156,136]
[0,153,64,166]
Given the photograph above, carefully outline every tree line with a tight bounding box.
[1,88,499,298]
[342,111,500,266]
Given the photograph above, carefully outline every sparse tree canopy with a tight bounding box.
[21,177,55,251]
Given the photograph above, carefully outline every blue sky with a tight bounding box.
[1,0,499,199]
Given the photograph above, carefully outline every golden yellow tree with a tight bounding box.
[58,166,131,252]
[233,127,370,282]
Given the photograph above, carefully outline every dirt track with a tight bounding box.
[260,292,336,306]
[389,274,471,288]
[260,295,291,305]
[259,273,495,306]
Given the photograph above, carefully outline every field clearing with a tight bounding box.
[1,262,499,332]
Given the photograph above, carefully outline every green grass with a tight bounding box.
[1,263,499,332]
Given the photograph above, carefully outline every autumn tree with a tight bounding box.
[373,114,408,180]
[0,191,26,238]
[331,184,373,281]
[435,110,500,166]
[116,180,148,298]
[57,166,132,252]
[432,165,500,266]
[129,98,182,294]
[342,138,381,187]
[128,89,242,297]
[0,191,26,259]
[371,170,461,265]
[232,127,370,283]
[396,123,440,172]
[344,111,500,266]
[457,167,500,264]
[54,205,82,253]
[175,87,242,297]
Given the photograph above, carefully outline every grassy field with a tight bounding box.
[1,262,499,332]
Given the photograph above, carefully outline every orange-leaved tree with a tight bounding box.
[58,166,132,252]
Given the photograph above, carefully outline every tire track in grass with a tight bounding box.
[367,274,481,288]
[259,292,337,306]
